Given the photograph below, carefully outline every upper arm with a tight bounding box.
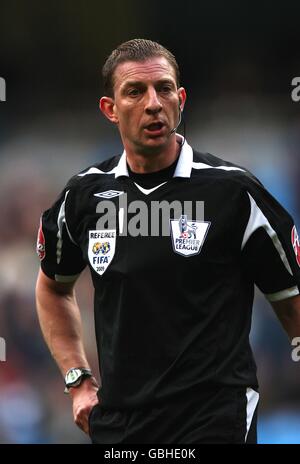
[36,183,86,283]
[240,178,300,303]
[36,267,77,297]
[271,294,300,340]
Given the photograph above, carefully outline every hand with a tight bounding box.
[70,377,100,435]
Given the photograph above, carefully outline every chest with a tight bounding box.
[70,178,242,278]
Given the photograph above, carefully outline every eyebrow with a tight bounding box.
[122,81,144,88]
[122,79,176,88]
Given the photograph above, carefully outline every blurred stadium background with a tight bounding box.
[0,0,300,443]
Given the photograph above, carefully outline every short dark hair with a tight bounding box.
[102,39,180,97]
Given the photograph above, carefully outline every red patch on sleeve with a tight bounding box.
[291,225,300,267]
[36,219,46,261]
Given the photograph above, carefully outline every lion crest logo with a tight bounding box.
[170,215,210,257]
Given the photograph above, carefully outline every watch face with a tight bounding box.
[65,368,82,386]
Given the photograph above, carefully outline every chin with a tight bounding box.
[142,138,168,153]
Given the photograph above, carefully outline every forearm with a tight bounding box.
[36,270,99,435]
[35,270,90,376]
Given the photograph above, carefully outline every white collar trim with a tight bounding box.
[114,134,193,179]
[173,135,193,178]
[114,150,129,178]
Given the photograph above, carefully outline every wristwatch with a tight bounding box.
[64,367,93,394]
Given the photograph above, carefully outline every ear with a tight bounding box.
[178,87,187,111]
[99,96,119,124]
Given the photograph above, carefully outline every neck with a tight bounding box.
[125,136,182,174]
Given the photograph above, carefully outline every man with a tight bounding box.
[35,39,300,444]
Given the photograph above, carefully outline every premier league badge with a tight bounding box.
[88,230,116,275]
[170,215,210,257]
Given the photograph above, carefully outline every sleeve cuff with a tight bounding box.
[54,273,81,283]
[265,285,300,302]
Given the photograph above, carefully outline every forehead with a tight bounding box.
[113,57,176,90]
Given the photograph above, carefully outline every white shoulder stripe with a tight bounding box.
[245,388,259,442]
[192,161,245,172]
[241,192,292,275]
[78,166,117,176]
[56,190,77,264]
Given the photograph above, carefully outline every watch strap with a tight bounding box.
[64,367,93,394]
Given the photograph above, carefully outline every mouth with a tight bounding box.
[144,121,165,136]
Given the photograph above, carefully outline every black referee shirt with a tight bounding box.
[37,136,300,409]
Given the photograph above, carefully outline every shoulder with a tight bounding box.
[191,149,263,191]
[63,154,122,190]
[190,150,293,223]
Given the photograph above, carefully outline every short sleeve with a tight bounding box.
[240,179,300,302]
[36,186,86,282]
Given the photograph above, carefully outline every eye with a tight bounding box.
[127,88,140,97]
[160,85,172,93]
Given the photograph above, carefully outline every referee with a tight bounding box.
[35,39,300,444]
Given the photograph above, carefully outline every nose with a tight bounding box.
[145,89,162,114]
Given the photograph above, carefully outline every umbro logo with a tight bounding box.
[94,190,124,199]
